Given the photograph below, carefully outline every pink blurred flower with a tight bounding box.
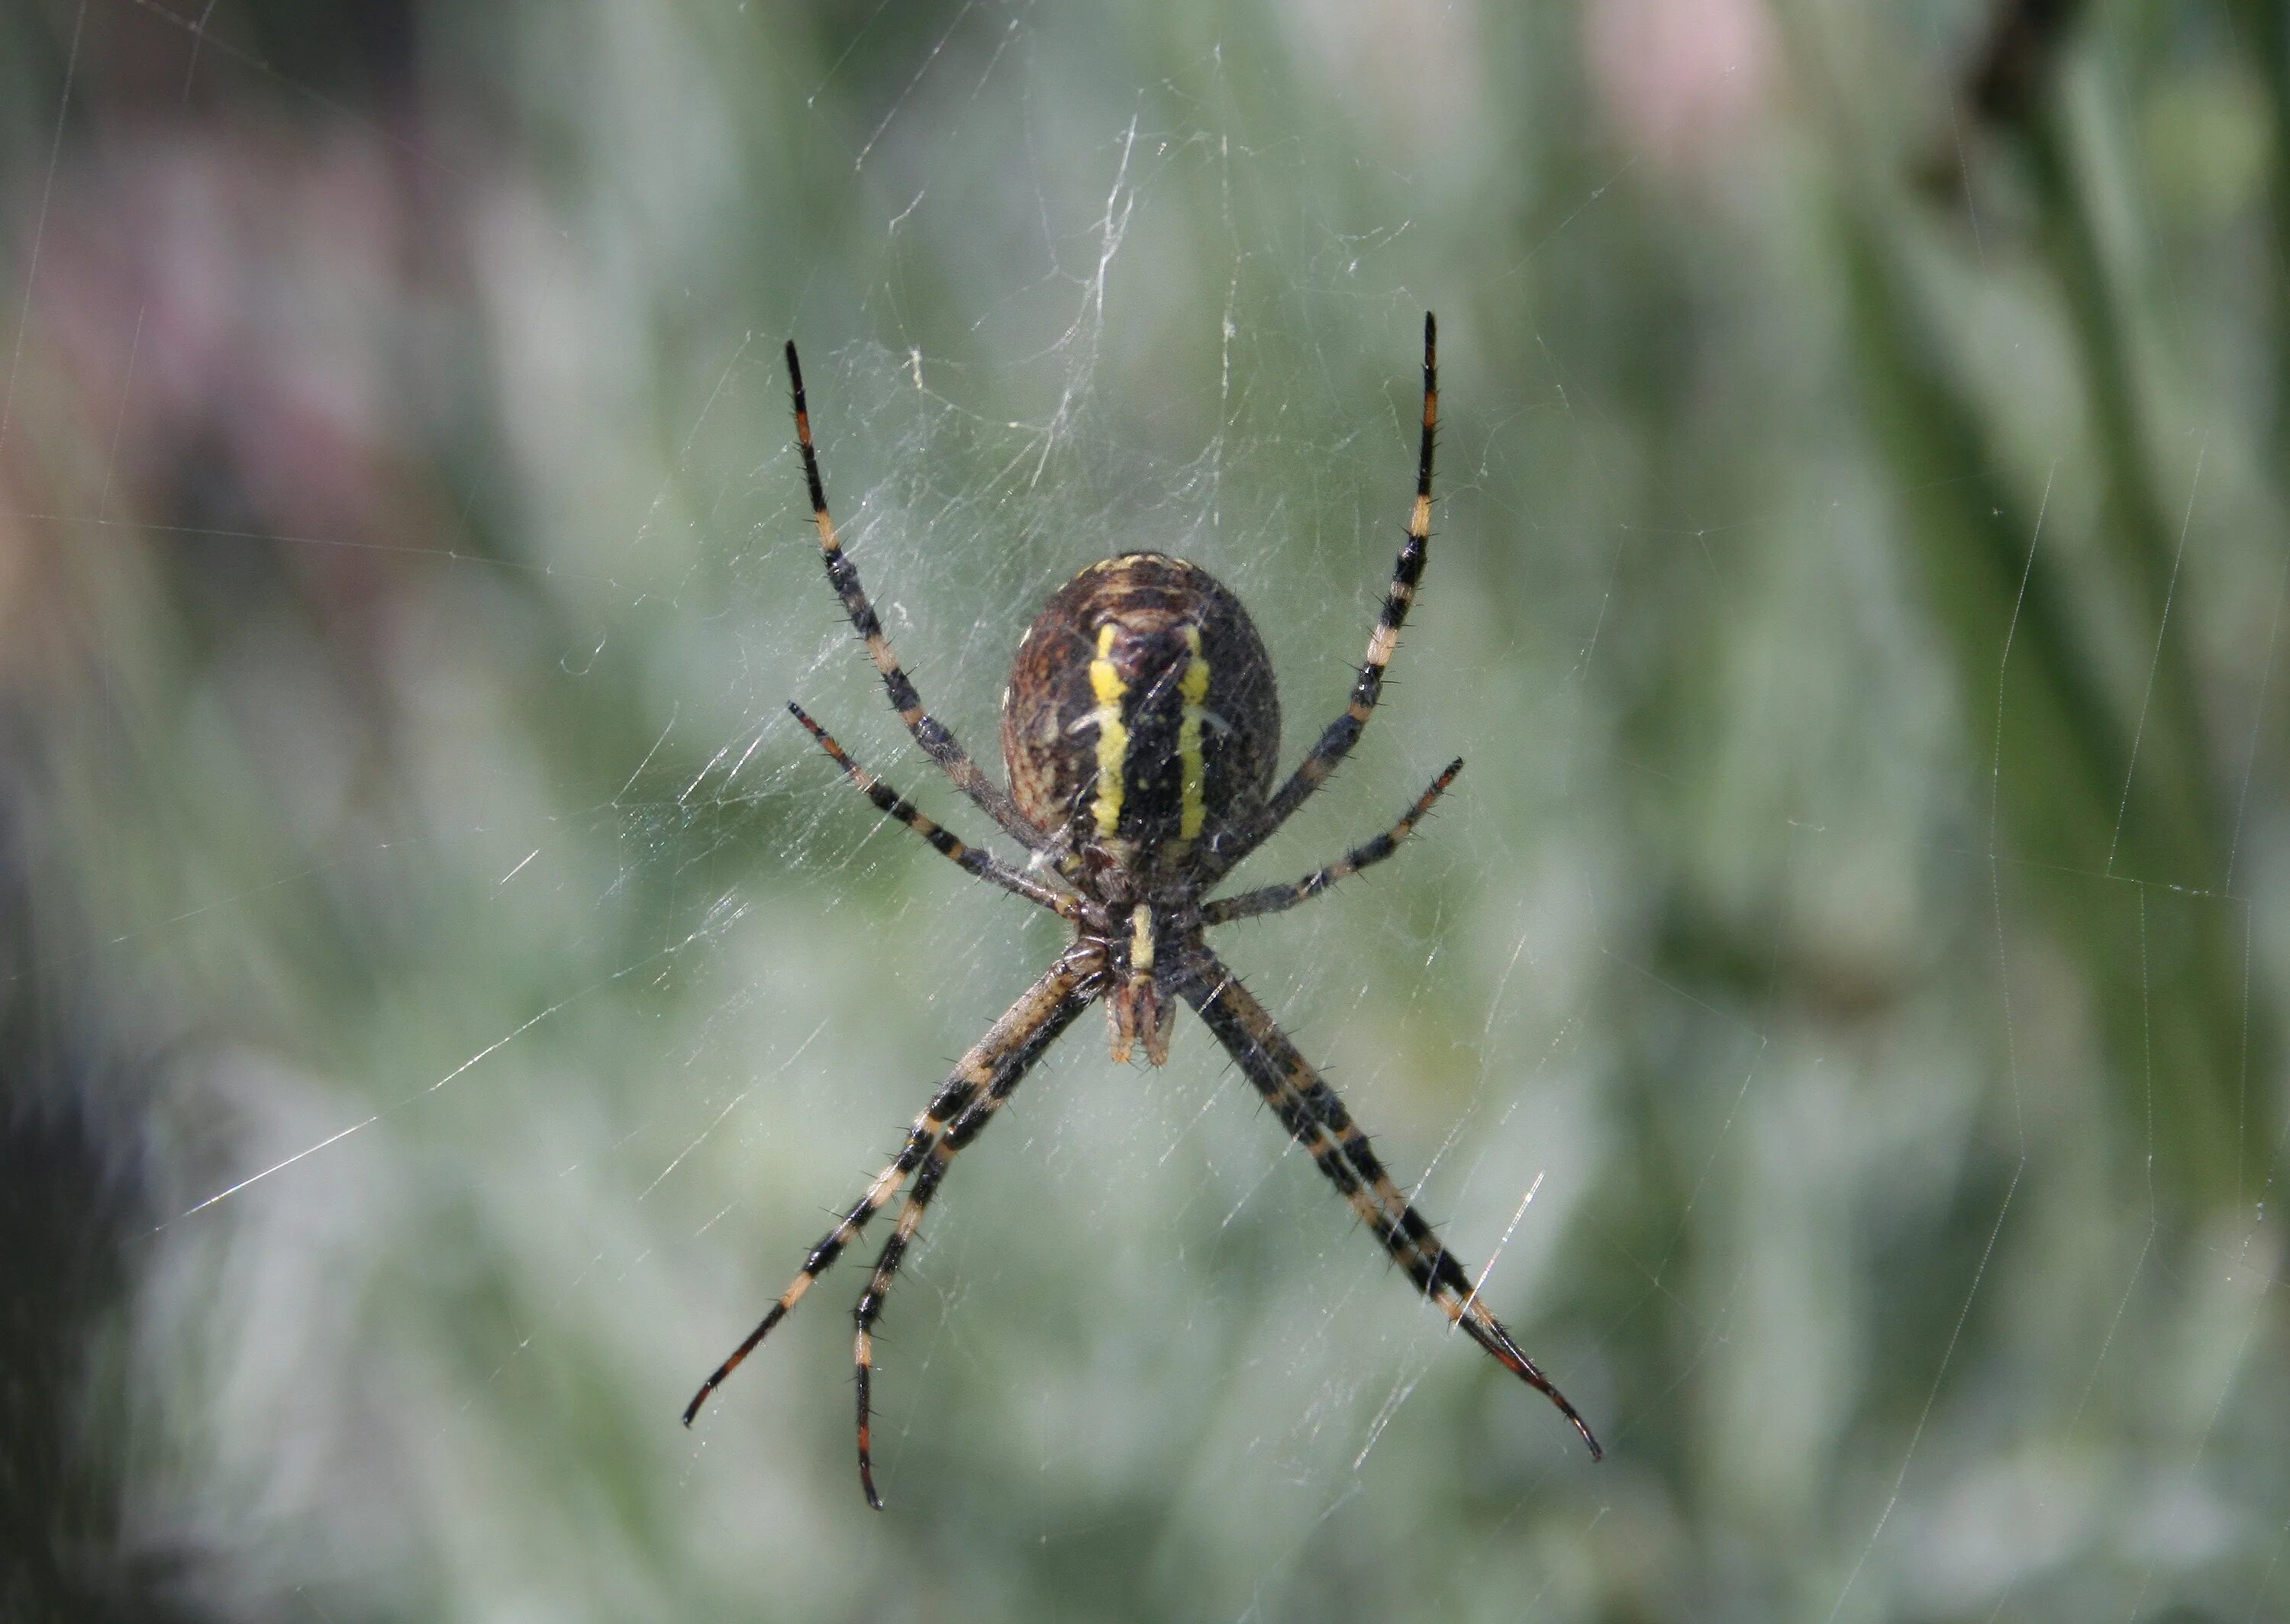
[1586,0,1778,174]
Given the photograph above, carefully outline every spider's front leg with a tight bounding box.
[845,944,1102,1506]
[1176,948,1601,1459]
[682,949,1095,1449]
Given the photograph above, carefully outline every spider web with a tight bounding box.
[2,2,2287,1621]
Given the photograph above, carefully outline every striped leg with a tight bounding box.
[850,981,1092,1507]
[682,953,1093,1429]
[789,703,1077,919]
[785,342,1047,853]
[1215,313,1440,877]
[1179,952,1601,1459]
[1201,759,1461,926]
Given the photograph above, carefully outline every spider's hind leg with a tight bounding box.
[1214,312,1441,877]
[784,340,1046,852]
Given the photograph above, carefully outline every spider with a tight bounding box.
[682,314,1602,1506]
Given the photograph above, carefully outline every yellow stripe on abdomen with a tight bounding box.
[1176,625,1211,839]
[1089,623,1129,838]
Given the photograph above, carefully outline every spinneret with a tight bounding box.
[683,316,1602,1508]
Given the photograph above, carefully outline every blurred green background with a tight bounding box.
[3,1,2286,1619]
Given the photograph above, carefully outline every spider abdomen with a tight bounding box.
[1001,553,1279,865]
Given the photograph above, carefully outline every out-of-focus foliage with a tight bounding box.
[2,0,2285,1619]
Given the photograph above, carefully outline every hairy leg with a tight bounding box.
[1203,759,1460,926]
[789,702,1076,918]
[1179,949,1601,1458]
[683,951,1094,1427]
[846,988,1088,1506]
[785,340,1047,851]
[1214,313,1441,875]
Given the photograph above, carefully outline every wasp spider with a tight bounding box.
[683,316,1601,1506]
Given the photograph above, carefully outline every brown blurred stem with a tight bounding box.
[1840,212,2266,1209]
[1966,0,2087,128]
[2235,0,2290,446]
[1827,0,2275,1208]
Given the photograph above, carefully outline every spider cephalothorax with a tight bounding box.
[683,317,1602,1508]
